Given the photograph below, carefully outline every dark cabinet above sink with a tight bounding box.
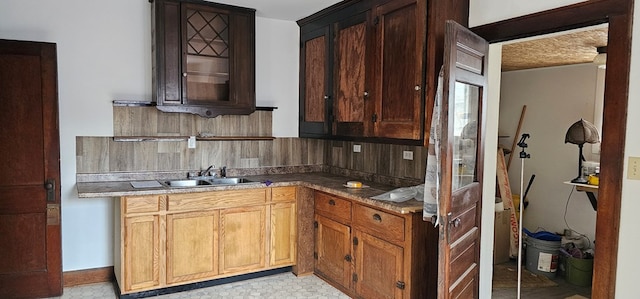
[151,0,256,118]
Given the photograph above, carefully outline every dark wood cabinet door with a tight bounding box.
[152,0,255,118]
[0,39,62,298]
[354,230,404,299]
[373,0,424,140]
[314,214,352,288]
[333,12,371,137]
[299,26,332,138]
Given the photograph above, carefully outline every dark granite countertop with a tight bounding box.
[76,172,424,214]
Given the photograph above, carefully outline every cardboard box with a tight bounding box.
[494,210,511,264]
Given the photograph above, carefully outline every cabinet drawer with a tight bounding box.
[314,192,351,223]
[169,189,267,212]
[353,204,405,243]
[123,196,161,214]
[271,186,296,202]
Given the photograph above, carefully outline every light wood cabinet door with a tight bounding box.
[219,205,266,274]
[166,211,219,284]
[315,214,352,288]
[354,230,404,299]
[270,202,297,267]
[124,215,160,291]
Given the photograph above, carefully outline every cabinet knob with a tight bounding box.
[328,199,336,206]
[363,91,369,97]
[450,217,461,227]
[323,95,330,100]
[372,213,382,222]
[183,72,187,77]
[414,85,421,91]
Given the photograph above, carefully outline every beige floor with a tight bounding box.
[46,273,350,299]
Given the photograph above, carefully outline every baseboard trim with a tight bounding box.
[63,266,114,287]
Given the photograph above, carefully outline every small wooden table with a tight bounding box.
[564,181,598,211]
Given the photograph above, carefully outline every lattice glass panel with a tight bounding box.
[186,9,229,58]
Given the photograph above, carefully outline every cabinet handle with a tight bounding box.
[372,213,382,222]
[414,85,421,91]
[182,72,187,77]
[450,217,461,227]
[328,199,336,206]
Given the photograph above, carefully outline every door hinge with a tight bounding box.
[396,281,405,290]
[314,252,318,259]
[314,221,318,228]
[353,237,358,246]
[372,113,378,123]
[353,273,358,282]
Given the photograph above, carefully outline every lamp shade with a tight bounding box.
[565,119,600,145]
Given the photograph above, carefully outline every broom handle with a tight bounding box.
[508,105,527,171]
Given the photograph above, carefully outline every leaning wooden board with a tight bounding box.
[496,147,519,258]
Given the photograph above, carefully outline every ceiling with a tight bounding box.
[204,0,342,20]
[501,26,608,71]
[205,0,607,71]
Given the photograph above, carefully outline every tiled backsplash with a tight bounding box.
[76,107,427,183]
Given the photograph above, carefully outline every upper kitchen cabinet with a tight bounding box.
[152,0,255,118]
[298,0,469,144]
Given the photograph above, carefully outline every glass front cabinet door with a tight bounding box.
[152,0,255,117]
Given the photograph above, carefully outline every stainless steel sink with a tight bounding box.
[161,177,254,187]
[162,179,211,187]
[206,177,253,185]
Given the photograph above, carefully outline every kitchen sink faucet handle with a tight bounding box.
[220,166,227,178]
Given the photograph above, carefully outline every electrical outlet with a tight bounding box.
[188,136,196,149]
[403,150,414,160]
[629,156,640,180]
[353,144,362,153]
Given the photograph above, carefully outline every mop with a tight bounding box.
[516,134,531,299]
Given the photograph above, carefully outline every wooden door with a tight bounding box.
[437,21,488,298]
[373,0,425,140]
[124,215,161,291]
[299,26,332,138]
[270,202,297,267]
[0,40,62,298]
[166,211,218,284]
[219,205,266,274]
[353,230,403,299]
[333,12,370,137]
[314,214,352,288]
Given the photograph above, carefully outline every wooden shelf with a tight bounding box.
[112,100,278,111]
[113,136,276,142]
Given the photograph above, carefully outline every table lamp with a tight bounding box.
[565,119,600,183]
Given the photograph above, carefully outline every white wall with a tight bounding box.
[471,1,640,297]
[0,0,300,271]
[499,64,599,245]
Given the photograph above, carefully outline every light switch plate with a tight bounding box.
[188,136,196,149]
[629,156,640,180]
[403,150,414,160]
[353,144,362,153]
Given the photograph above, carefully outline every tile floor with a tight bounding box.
[47,273,350,299]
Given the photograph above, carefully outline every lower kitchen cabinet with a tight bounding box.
[114,187,297,295]
[219,205,267,274]
[270,202,297,266]
[123,215,160,291]
[313,191,436,299]
[315,214,352,288]
[166,211,219,284]
[354,230,404,299]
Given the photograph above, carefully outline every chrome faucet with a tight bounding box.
[201,165,215,176]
